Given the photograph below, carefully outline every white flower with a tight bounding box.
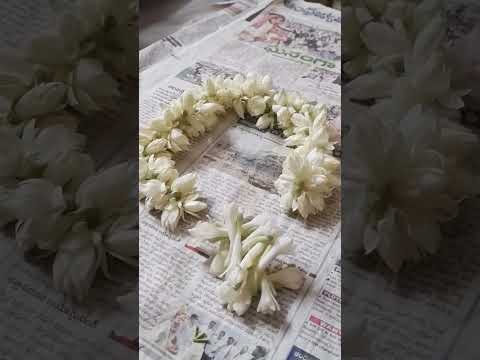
[139,128,157,146]
[189,221,228,243]
[104,227,138,261]
[0,179,66,223]
[343,106,478,271]
[76,162,137,220]
[222,204,244,277]
[160,173,207,231]
[240,213,269,237]
[274,106,294,133]
[52,222,102,302]
[195,102,226,129]
[14,83,67,121]
[232,98,245,119]
[285,104,336,152]
[241,222,277,254]
[256,114,275,130]
[275,150,340,218]
[240,242,267,269]
[256,277,280,314]
[246,96,268,117]
[210,250,228,276]
[260,75,273,93]
[168,128,190,152]
[141,179,169,210]
[140,155,177,183]
[258,236,294,271]
[193,207,303,315]
[15,212,73,251]
[144,138,168,155]
[68,58,119,113]
[43,151,95,194]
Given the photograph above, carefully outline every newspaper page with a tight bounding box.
[139,0,273,72]
[139,1,341,359]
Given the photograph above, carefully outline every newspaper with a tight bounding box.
[139,1,341,359]
[139,0,273,72]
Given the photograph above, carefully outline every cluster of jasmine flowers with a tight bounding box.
[190,204,304,315]
[139,74,340,230]
[343,0,480,271]
[1,0,137,123]
[0,0,138,301]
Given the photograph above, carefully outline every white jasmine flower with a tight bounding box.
[160,173,206,231]
[68,58,119,114]
[241,78,258,98]
[43,151,95,194]
[139,128,157,146]
[140,156,177,183]
[246,96,268,117]
[195,102,226,129]
[144,138,168,155]
[14,82,67,121]
[204,77,216,97]
[76,162,137,221]
[275,150,340,218]
[274,106,295,133]
[343,106,478,271]
[141,179,169,210]
[232,98,245,119]
[149,110,177,140]
[0,179,66,221]
[256,114,275,130]
[53,222,101,302]
[27,124,86,167]
[15,212,73,252]
[168,128,190,152]
[104,227,138,261]
[273,89,288,106]
[285,104,335,151]
[260,75,273,93]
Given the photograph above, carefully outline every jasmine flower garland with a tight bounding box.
[139,74,340,230]
[190,204,305,315]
